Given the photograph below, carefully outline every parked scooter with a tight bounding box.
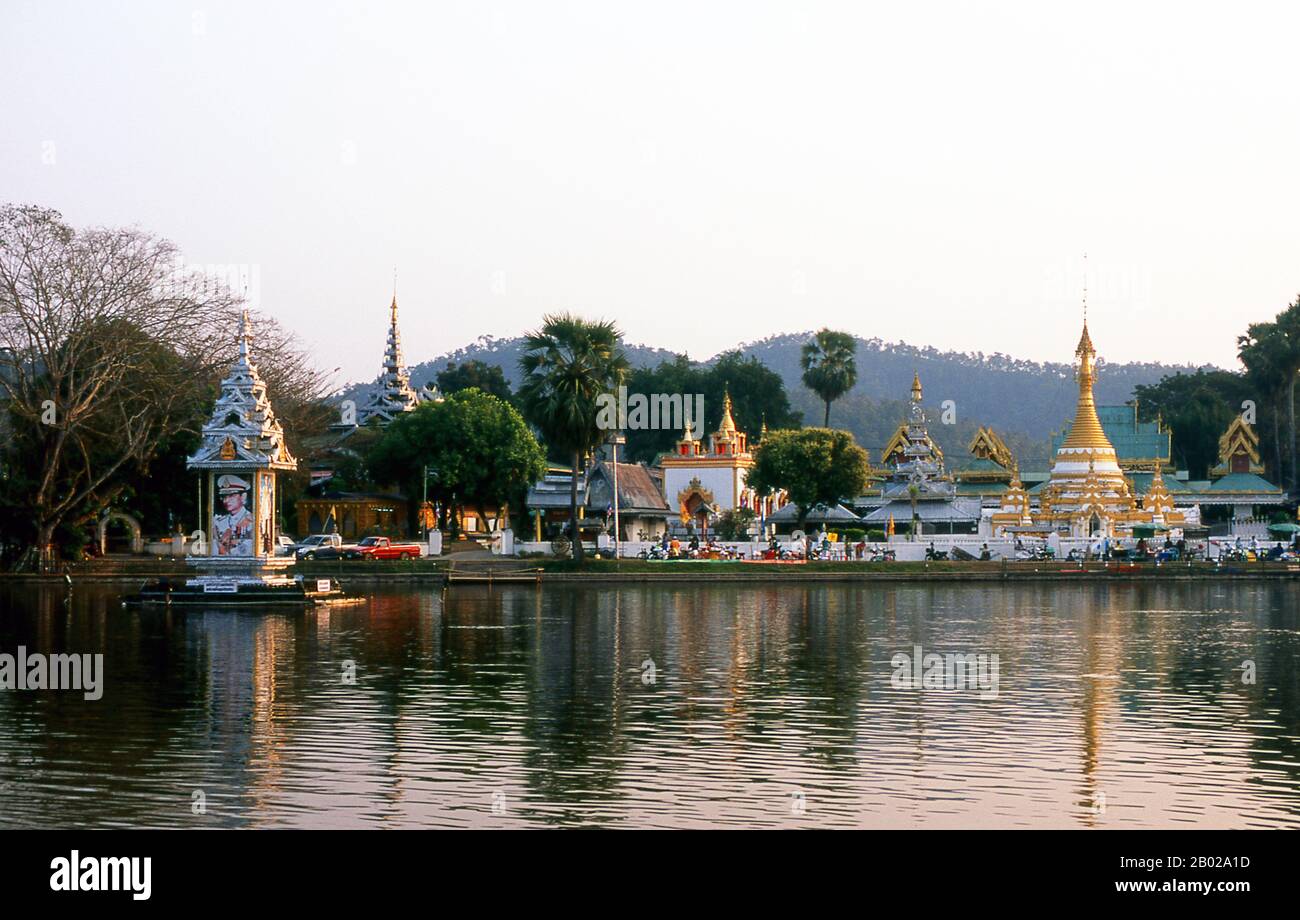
[925,543,949,561]
[1014,544,1055,561]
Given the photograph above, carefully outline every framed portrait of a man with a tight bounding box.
[212,473,254,556]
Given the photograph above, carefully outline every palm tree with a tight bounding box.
[800,329,858,427]
[1273,298,1300,494]
[517,313,628,563]
[1239,320,1291,486]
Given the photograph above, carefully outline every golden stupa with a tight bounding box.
[992,319,1184,538]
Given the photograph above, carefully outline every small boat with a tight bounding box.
[128,574,353,607]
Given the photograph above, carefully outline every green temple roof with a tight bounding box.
[1207,472,1284,495]
[953,457,1010,474]
[1051,404,1170,465]
[1125,472,1191,494]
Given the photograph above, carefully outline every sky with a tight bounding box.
[3,0,1299,387]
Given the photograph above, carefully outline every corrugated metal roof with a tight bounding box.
[862,498,982,523]
[590,461,671,512]
[767,502,860,523]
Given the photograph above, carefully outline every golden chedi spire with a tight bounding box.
[911,371,922,402]
[1059,320,1115,453]
[718,390,737,434]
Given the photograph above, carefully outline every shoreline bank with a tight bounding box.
[3,559,1298,586]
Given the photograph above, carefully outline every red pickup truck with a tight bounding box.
[344,536,425,561]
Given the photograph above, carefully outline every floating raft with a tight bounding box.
[127,574,353,607]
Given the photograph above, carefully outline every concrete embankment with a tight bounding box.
[5,558,1299,586]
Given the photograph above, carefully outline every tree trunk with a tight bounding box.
[823,400,831,428]
[37,521,57,573]
[1273,396,1283,483]
[570,450,585,563]
[1290,376,1297,494]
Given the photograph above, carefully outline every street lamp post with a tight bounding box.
[609,432,626,560]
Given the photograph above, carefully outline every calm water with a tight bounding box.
[0,580,1298,828]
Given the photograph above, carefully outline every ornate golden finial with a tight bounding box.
[911,371,922,401]
[719,389,736,433]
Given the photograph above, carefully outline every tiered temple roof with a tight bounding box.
[664,391,751,462]
[188,312,296,472]
[954,426,1017,500]
[861,372,981,529]
[1212,416,1265,476]
[355,294,421,427]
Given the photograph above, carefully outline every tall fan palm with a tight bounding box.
[800,329,858,427]
[1239,320,1292,485]
[517,313,628,563]
[1273,298,1300,494]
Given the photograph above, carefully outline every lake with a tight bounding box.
[1,580,1297,828]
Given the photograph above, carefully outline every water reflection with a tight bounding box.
[0,581,1297,828]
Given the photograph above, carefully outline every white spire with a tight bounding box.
[356,289,420,426]
[188,312,296,471]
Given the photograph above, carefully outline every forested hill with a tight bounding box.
[354,331,1214,464]
[738,333,1211,452]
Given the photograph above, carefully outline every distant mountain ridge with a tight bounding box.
[344,330,1216,463]
[735,332,1213,448]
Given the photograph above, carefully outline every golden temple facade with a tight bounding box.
[991,321,1186,538]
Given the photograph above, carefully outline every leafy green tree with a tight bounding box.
[367,388,546,537]
[800,329,858,427]
[1239,318,1293,483]
[517,314,629,562]
[746,428,870,531]
[713,508,756,541]
[1132,370,1257,479]
[436,360,513,403]
[621,351,800,463]
[1270,297,1300,492]
[709,350,800,437]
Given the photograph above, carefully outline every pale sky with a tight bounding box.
[3,0,1298,386]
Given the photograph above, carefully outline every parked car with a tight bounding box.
[295,533,348,560]
[276,535,298,557]
[343,536,425,561]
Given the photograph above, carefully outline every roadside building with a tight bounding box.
[524,458,672,543]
